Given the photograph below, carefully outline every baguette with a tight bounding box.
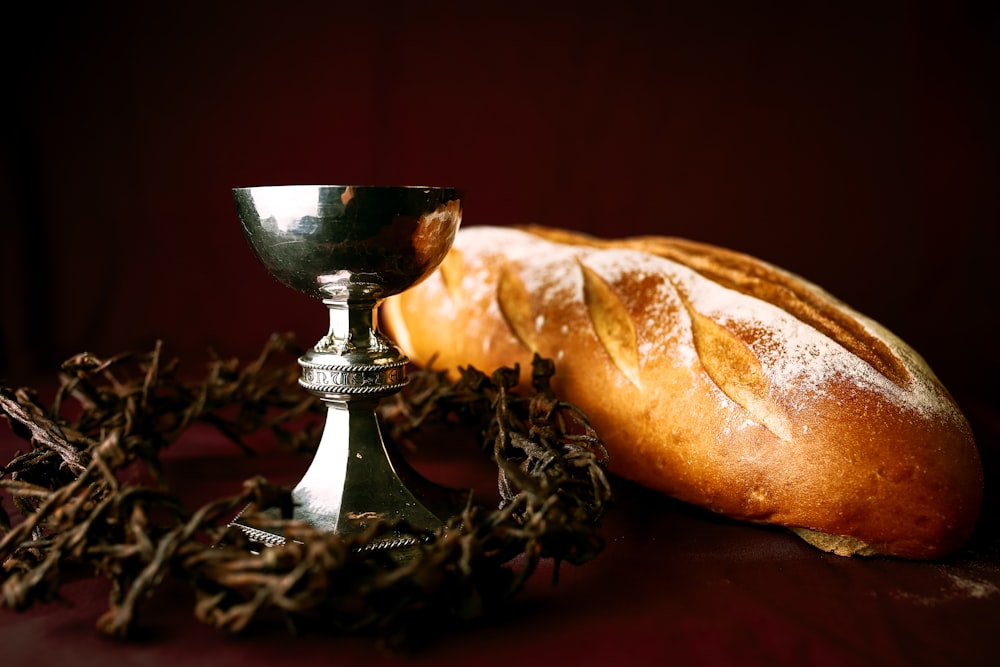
[382,225,982,559]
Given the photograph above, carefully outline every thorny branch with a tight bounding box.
[0,334,611,645]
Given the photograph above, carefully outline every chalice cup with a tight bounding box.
[231,185,465,551]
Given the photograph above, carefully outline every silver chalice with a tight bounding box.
[230,185,465,551]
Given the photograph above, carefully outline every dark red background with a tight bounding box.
[3,1,998,396]
[2,2,1000,665]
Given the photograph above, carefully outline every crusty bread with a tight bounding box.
[382,225,983,559]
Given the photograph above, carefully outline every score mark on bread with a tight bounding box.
[580,260,642,388]
[497,264,537,352]
[679,289,794,442]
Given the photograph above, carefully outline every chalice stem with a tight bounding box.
[292,299,461,543]
[317,299,384,356]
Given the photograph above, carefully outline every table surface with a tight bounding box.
[2,391,998,667]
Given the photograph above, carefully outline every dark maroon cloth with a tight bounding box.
[2,2,999,665]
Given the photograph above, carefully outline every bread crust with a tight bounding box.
[383,225,983,559]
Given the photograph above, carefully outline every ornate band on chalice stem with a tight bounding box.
[229,185,466,553]
[299,361,408,396]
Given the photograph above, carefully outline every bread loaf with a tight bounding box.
[382,225,982,559]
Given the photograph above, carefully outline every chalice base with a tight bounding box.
[228,402,469,555]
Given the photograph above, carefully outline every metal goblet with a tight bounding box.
[230,185,465,551]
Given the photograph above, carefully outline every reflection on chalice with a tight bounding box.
[230,185,465,551]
